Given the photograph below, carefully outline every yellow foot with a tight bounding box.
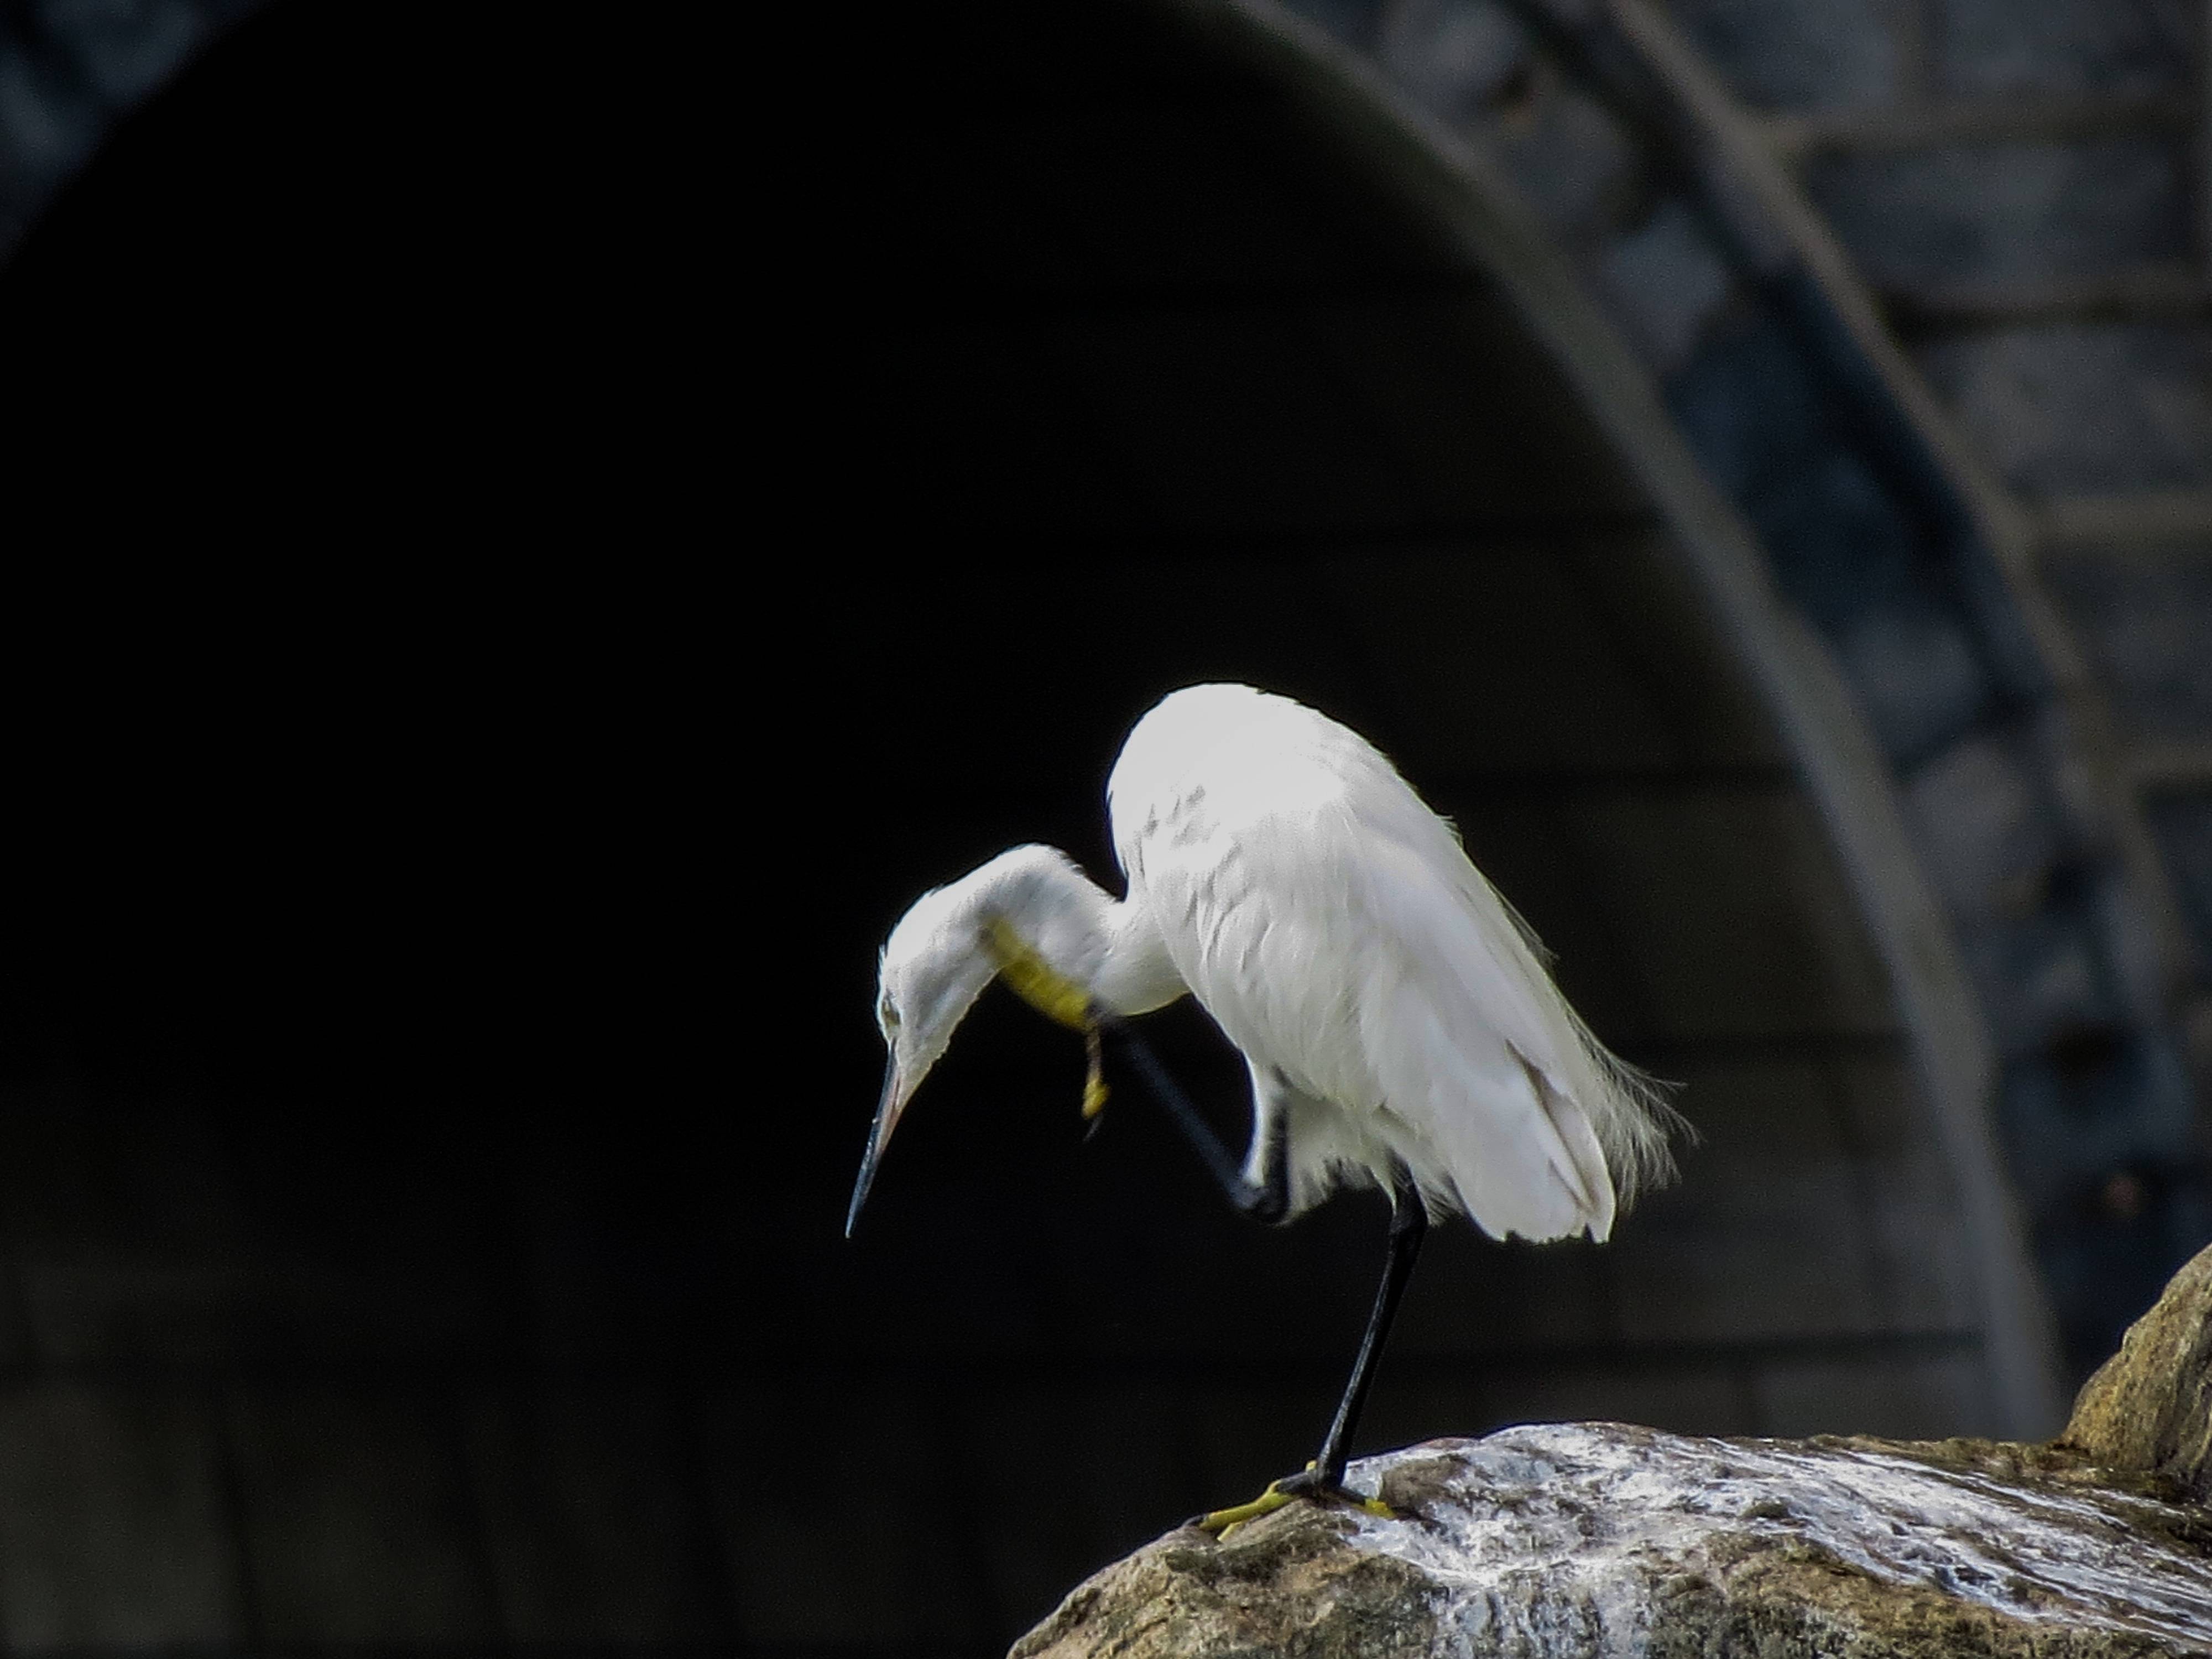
[1196,1482,1296,1537]
[1194,1464,1396,1538]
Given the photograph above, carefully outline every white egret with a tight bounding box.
[847,682,1682,1528]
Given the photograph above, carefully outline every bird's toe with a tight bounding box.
[1192,1465,1394,1536]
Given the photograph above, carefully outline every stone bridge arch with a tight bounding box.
[1280,0,2212,1393]
[0,0,2206,1650]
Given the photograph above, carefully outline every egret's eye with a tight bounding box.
[878,993,900,1034]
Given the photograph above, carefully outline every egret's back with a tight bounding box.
[1108,684,1677,1241]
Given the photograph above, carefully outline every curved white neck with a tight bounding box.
[954,844,1183,1018]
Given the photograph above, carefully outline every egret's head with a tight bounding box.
[844,882,998,1236]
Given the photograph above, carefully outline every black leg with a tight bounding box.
[1302,1180,1426,1490]
[1097,1014,1288,1225]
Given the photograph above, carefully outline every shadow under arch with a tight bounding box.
[0,0,2067,1652]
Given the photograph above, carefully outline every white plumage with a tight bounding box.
[1107,683,1673,1239]
[853,681,1678,1244]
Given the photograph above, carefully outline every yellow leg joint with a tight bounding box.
[1082,1022,1110,1121]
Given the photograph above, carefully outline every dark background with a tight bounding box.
[0,0,726,1272]
[0,0,2200,1653]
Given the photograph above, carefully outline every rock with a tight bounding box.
[2063,1239,2212,1503]
[1014,1424,2212,1657]
[1018,1245,2212,1656]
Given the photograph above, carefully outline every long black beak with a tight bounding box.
[844,1052,905,1238]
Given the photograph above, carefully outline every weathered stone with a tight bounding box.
[1596,198,1738,377]
[1666,0,1903,111]
[1375,0,1531,128]
[1807,138,2188,291]
[1916,323,2212,497]
[1933,0,2194,96]
[1831,596,1994,764]
[1013,1242,2212,1656]
[2150,794,2212,973]
[2063,1239,2212,1504]
[1014,1501,1441,1658]
[1903,730,2065,923]
[2044,547,2212,745]
[1016,1423,2212,1657]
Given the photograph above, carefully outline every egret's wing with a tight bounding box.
[1359,827,1614,1239]
[1110,687,1670,1240]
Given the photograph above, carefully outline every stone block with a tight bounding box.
[1916,322,2212,495]
[226,1389,496,1645]
[1751,1345,1991,1436]
[1668,314,1832,497]
[2043,545,2212,743]
[1830,593,1995,763]
[463,1388,728,1644]
[1668,0,1905,110]
[2148,790,2212,967]
[0,1384,242,1647]
[1808,139,2187,290]
[1933,0,2194,95]
[1955,909,2122,1058]
[1596,197,1739,377]
[1900,730,2063,921]
[1472,72,1641,244]
[1746,451,1925,632]
[1377,0,1532,128]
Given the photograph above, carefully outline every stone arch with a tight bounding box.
[1276,0,2211,1385]
[1168,0,2069,1431]
[8,0,2200,1648]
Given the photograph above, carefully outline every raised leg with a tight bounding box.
[1095,1013,1287,1224]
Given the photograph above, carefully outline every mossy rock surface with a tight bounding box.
[2064,1240,2212,1505]
[1020,1235,2212,1658]
[1015,1425,2212,1658]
